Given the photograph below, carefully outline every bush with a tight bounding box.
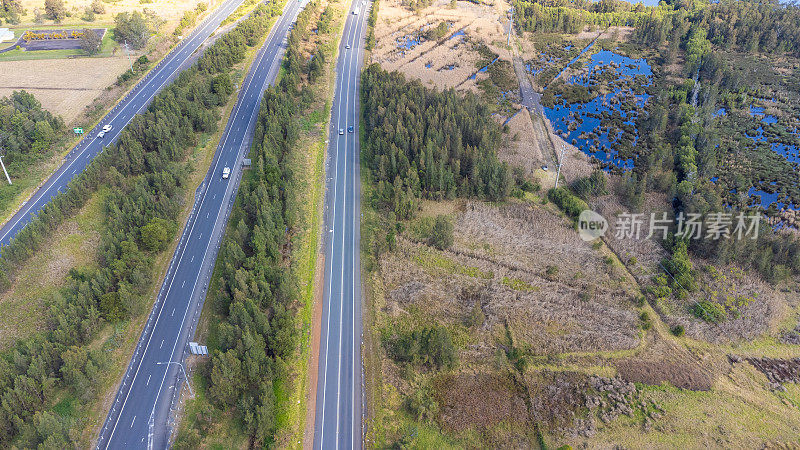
[692,300,726,323]
[640,311,652,330]
[384,325,457,370]
[113,11,152,50]
[406,384,439,423]
[140,218,176,252]
[429,215,454,250]
[547,187,588,219]
[80,28,101,54]
[671,325,685,336]
[91,0,105,14]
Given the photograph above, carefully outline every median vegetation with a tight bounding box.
[0,6,280,446]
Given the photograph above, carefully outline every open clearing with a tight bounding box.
[0,56,131,123]
[372,0,513,93]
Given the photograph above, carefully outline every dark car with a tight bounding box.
[348,125,354,133]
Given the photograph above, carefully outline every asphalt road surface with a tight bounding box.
[314,1,370,448]
[0,0,245,249]
[95,1,308,448]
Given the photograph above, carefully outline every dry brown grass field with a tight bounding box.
[367,195,800,447]
[372,0,512,93]
[0,57,131,123]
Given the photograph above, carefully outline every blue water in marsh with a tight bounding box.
[744,106,800,164]
[542,50,652,170]
[551,41,596,83]
[449,29,465,40]
[397,34,421,50]
[470,57,499,79]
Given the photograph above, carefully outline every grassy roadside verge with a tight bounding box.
[174,0,346,447]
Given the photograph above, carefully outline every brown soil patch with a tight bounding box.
[498,109,546,175]
[434,372,528,432]
[304,253,325,449]
[615,335,714,391]
[574,26,632,42]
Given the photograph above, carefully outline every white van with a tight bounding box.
[353,7,359,14]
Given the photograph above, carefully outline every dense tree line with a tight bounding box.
[187,2,330,446]
[699,0,800,57]
[631,0,800,58]
[513,0,670,34]
[0,6,278,446]
[0,90,65,164]
[206,83,298,449]
[366,0,379,50]
[361,64,511,219]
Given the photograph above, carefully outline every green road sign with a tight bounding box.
[73,127,84,135]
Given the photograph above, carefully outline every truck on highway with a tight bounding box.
[353,7,359,14]
[222,166,230,179]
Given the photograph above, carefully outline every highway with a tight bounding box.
[0,0,249,249]
[95,0,308,448]
[314,0,370,448]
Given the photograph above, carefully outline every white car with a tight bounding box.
[339,128,344,135]
[98,124,112,138]
[222,167,230,179]
[353,7,359,14]
[346,44,350,49]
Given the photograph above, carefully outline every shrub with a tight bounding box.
[466,301,485,327]
[547,187,588,219]
[406,384,439,423]
[692,300,726,323]
[671,325,685,336]
[384,325,457,370]
[429,215,454,250]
